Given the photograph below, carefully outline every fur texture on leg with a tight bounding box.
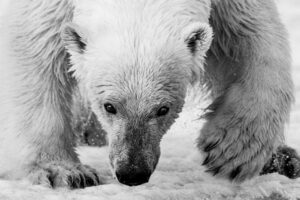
[198,0,294,182]
[0,0,101,187]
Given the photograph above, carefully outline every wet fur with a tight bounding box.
[0,0,294,187]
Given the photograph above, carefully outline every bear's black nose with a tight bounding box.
[116,168,151,186]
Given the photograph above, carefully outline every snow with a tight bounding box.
[0,0,300,199]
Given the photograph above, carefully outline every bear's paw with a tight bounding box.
[28,162,101,188]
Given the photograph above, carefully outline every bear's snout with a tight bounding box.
[111,147,157,186]
[115,166,152,186]
[110,147,159,186]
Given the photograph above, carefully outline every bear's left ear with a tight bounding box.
[183,23,213,56]
[61,23,88,55]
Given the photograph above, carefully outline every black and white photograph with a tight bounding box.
[0,0,299,199]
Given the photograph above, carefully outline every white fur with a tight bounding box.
[0,0,212,182]
[70,0,211,81]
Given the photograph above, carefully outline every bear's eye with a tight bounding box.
[156,106,170,117]
[104,103,117,114]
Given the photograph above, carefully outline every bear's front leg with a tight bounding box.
[6,79,102,188]
[2,0,102,188]
[17,84,102,188]
[17,71,102,188]
[15,79,102,188]
[198,0,294,182]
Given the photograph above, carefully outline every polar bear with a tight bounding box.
[0,0,294,187]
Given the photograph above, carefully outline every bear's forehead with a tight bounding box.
[90,59,189,96]
[88,59,189,108]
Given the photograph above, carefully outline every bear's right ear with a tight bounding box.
[61,24,88,55]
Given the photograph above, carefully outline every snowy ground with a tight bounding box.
[0,0,300,200]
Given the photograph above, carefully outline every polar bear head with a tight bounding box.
[62,0,212,186]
